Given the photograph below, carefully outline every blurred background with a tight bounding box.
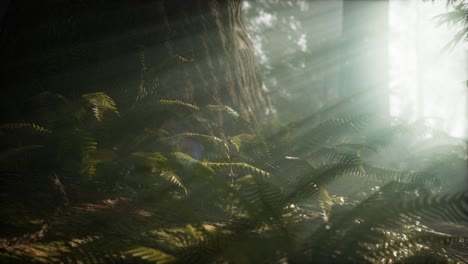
[244,0,467,138]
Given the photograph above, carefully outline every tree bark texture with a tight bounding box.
[0,0,270,124]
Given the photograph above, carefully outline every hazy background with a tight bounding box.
[244,0,467,138]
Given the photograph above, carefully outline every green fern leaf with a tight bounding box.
[319,186,333,222]
[159,100,199,111]
[131,152,169,173]
[161,170,188,195]
[126,247,176,263]
[1,123,52,134]
[82,92,118,121]
[397,192,468,224]
[205,105,240,119]
[205,162,271,178]
[162,133,224,145]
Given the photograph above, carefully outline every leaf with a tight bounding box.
[80,136,98,179]
[1,123,52,134]
[237,174,283,220]
[131,152,169,173]
[397,192,468,224]
[158,100,199,111]
[229,133,272,161]
[162,133,224,145]
[82,92,118,121]
[126,247,176,263]
[319,186,333,222]
[161,170,188,195]
[205,162,271,178]
[205,105,240,119]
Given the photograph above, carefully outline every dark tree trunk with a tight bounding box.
[156,0,270,123]
[0,0,270,124]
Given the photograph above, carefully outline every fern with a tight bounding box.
[303,183,468,263]
[160,170,188,195]
[158,100,200,112]
[80,136,98,179]
[82,92,118,121]
[126,247,175,263]
[130,152,169,173]
[318,186,333,222]
[205,162,271,178]
[367,231,468,263]
[205,105,240,119]
[161,132,224,145]
[396,192,468,224]
[1,91,466,263]
[237,174,282,216]
[309,147,362,166]
[0,123,52,134]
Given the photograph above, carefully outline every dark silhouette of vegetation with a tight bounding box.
[1,88,466,263]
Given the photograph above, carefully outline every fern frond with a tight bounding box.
[162,133,224,145]
[82,92,118,121]
[367,232,468,264]
[229,133,272,161]
[169,152,202,165]
[306,185,467,263]
[397,192,468,224]
[205,105,240,119]
[303,182,409,262]
[205,162,271,178]
[250,131,272,161]
[335,143,378,153]
[361,164,441,186]
[319,186,333,222]
[308,114,372,136]
[126,247,176,263]
[229,134,256,153]
[158,100,199,111]
[288,115,374,153]
[1,123,52,134]
[80,136,98,179]
[80,137,97,153]
[131,152,169,173]
[237,174,283,220]
[309,147,362,166]
[0,241,61,263]
[203,104,253,132]
[161,170,188,195]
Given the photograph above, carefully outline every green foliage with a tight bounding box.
[126,247,175,263]
[0,91,466,263]
[82,92,119,121]
[433,0,468,50]
[1,123,52,135]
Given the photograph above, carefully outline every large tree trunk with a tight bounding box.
[0,0,270,124]
[160,0,270,123]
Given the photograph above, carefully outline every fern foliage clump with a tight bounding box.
[1,90,467,263]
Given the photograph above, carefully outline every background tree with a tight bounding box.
[243,0,390,123]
